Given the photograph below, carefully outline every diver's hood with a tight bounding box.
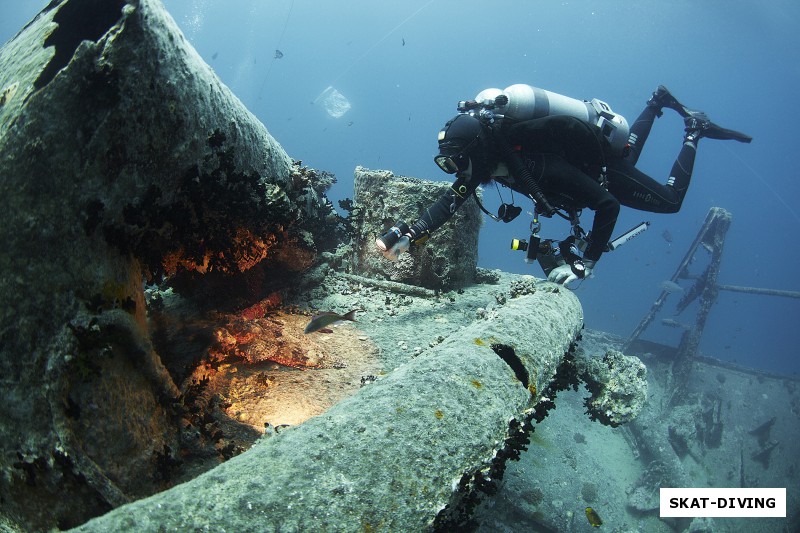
[437,114,484,155]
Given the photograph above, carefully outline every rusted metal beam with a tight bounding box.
[717,284,800,299]
[625,207,732,350]
[670,209,732,399]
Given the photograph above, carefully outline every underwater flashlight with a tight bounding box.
[376,222,410,252]
[511,234,540,263]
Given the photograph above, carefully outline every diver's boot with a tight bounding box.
[647,85,690,118]
[684,110,753,144]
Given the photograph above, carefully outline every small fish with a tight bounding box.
[274,49,284,59]
[661,318,690,330]
[585,507,603,527]
[0,82,19,107]
[211,51,219,60]
[402,37,406,46]
[304,309,359,334]
[659,280,684,294]
[661,229,673,244]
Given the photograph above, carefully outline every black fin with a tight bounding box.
[701,123,753,143]
[685,111,753,143]
[650,85,690,117]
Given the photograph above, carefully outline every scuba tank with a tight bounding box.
[474,84,630,156]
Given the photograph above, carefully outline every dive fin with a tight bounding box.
[649,85,691,117]
[653,87,754,142]
[685,111,753,143]
[700,123,752,143]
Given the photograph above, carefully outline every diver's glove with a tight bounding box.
[548,259,595,285]
[376,220,432,261]
[584,259,595,279]
[376,222,413,262]
[379,235,410,262]
[548,264,576,284]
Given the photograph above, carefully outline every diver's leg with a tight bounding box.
[617,88,752,213]
[607,139,696,214]
[626,86,691,165]
[625,105,659,166]
[610,111,749,214]
[629,86,751,164]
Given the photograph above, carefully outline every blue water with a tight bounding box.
[4,1,799,375]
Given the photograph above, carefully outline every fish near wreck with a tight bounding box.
[661,318,690,330]
[659,280,684,294]
[304,309,359,334]
[585,507,603,527]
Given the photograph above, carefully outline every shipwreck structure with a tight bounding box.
[0,0,335,529]
[71,288,585,532]
[626,206,800,397]
[0,1,647,531]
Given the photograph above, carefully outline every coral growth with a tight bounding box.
[509,276,538,298]
[580,350,648,427]
[581,482,598,503]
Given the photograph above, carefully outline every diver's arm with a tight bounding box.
[376,175,479,261]
[407,175,479,243]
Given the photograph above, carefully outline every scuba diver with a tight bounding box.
[376,84,751,285]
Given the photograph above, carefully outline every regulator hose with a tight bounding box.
[493,128,557,217]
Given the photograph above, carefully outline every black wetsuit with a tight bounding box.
[409,104,697,262]
[609,104,697,213]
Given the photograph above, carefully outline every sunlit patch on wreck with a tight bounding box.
[197,311,381,428]
[149,285,383,472]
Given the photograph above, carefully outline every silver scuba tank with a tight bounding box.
[475,84,630,156]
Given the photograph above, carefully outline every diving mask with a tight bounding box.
[434,131,481,175]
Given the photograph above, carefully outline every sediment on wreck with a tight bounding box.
[0,0,332,530]
[72,288,583,532]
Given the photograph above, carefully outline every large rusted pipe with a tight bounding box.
[73,288,583,531]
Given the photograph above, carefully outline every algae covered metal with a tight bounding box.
[0,0,328,528]
[73,288,584,532]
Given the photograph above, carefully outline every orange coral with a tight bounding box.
[231,227,277,272]
[160,228,281,276]
[240,292,283,321]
